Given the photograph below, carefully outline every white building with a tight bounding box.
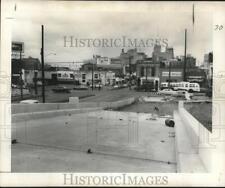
[38,67,76,84]
[96,56,111,65]
[70,62,85,71]
[78,70,116,85]
[47,62,84,71]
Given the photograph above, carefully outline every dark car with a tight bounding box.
[73,85,88,90]
[206,87,212,97]
[52,86,71,93]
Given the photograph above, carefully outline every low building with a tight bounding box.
[159,66,207,87]
[11,57,40,86]
[79,63,121,85]
[159,68,183,83]
[111,57,121,64]
[95,55,111,65]
[78,70,116,86]
[38,66,76,84]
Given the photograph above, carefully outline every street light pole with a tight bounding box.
[145,65,148,92]
[168,61,171,88]
[19,50,23,99]
[129,56,132,90]
[92,55,94,91]
[34,70,38,95]
[183,29,187,81]
[41,25,45,103]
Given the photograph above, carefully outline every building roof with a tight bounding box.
[21,57,41,70]
[97,64,122,69]
[44,66,72,71]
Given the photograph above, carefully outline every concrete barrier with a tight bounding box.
[176,101,213,172]
[12,107,103,123]
[12,97,136,114]
[12,103,80,114]
[79,97,136,110]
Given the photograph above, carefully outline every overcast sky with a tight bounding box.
[11,1,213,65]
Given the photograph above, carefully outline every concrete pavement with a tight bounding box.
[12,110,176,172]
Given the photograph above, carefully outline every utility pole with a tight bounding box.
[145,65,148,92]
[183,29,187,81]
[73,61,75,86]
[168,61,171,88]
[129,56,132,90]
[92,56,94,91]
[19,50,23,100]
[41,25,45,103]
[34,70,38,96]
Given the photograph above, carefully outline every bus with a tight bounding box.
[160,81,200,92]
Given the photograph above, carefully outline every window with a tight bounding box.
[140,67,145,77]
[185,84,188,87]
[82,74,86,82]
[70,74,74,78]
[57,73,61,77]
[94,74,98,79]
[151,67,155,77]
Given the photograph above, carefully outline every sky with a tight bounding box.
[11,0,214,65]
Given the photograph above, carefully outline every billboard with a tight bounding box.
[162,71,182,77]
[12,42,24,52]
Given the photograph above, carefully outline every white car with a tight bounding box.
[159,88,177,95]
[113,85,119,88]
[20,99,39,104]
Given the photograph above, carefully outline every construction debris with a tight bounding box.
[165,119,175,127]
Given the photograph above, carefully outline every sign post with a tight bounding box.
[12,42,24,100]
[41,25,45,103]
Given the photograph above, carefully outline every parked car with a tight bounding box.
[12,84,18,88]
[37,81,43,86]
[158,88,178,95]
[113,85,119,88]
[89,83,103,88]
[52,86,71,93]
[73,85,88,90]
[20,99,39,104]
[123,83,128,87]
[95,83,103,88]
[206,87,212,97]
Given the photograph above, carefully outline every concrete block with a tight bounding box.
[69,97,79,104]
[178,153,206,173]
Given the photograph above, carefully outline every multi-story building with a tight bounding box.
[201,52,213,86]
[136,58,160,78]
[152,45,174,63]
[159,58,207,87]
[119,48,147,75]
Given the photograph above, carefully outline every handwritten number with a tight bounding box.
[215,25,223,31]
